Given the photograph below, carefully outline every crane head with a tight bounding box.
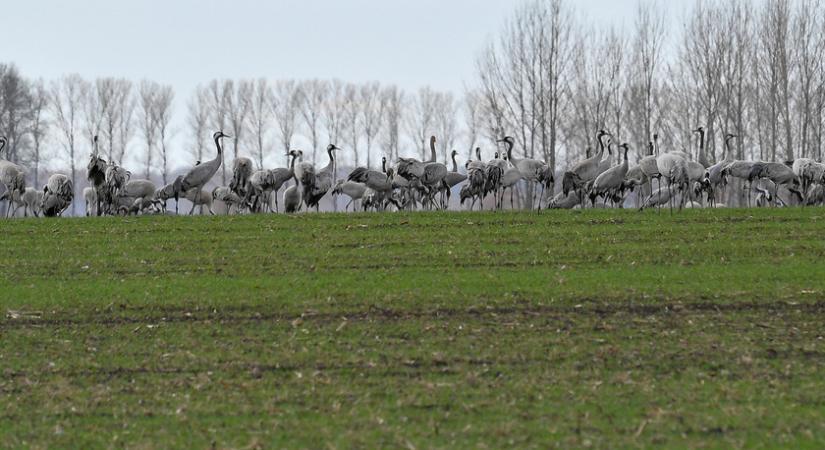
[496,136,515,146]
[0,136,6,152]
[693,127,704,134]
[327,144,340,152]
[213,131,231,141]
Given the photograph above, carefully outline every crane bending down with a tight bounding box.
[175,131,228,215]
[0,136,27,218]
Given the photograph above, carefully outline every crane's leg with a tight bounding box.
[188,189,200,215]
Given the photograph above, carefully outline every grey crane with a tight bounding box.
[175,131,228,215]
[331,179,367,211]
[485,151,508,209]
[41,174,74,217]
[301,144,340,211]
[0,136,27,218]
[748,162,803,206]
[499,153,524,209]
[230,157,254,199]
[418,138,449,210]
[702,133,736,207]
[639,187,674,211]
[86,135,108,216]
[562,130,611,197]
[284,151,303,213]
[498,136,552,210]
[721,159,760,208]
[656,151,689,212]
[591,143,629,207]
[397,136,436,182]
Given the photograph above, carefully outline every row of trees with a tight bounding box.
[1,0,824,194]
[0,67,470,188]
[480,0,825,170]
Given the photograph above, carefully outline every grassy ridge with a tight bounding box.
[2,209,825,448]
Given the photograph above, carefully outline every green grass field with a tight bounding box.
[3,209,825,448]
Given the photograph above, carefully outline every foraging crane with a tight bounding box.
[640,187,674,211]
[331,179,367,211]
[721,159,760,208]
[397,136,436,182]
[230,157,254,198]
[41,174,74,217]
[702,133,737,207]
[302,144,340,211]
[656,151,689,212]
[498,136,552,210]
[0,136,27,218]
[748,162,803,206]
[212,186,245,215]
[175,131,228,215]
[591,143,629,207]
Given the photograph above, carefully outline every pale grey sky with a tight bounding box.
[5,0,691,168]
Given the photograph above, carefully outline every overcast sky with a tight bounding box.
[5,0,692,168]
[7,0,693,96]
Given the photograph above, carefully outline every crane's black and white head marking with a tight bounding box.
[213,131,230,140]
[327,144,339,152]
[0,136,7,153]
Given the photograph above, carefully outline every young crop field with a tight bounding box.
[2,209,825,448]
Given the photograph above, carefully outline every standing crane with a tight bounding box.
[175,131,228,215]
[590,143,629,207]
[303,144,340,212]
[498,136,552,210]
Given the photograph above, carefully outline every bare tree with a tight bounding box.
[406,86,438,160]
[462,88,483,160]
[0,64,33,164]
[97,78,134,164]
[434,91,457,162]
[206,79,231,183]
[322,80,347,167]
[379,85,404,162]
[626,1,667,158]
[138,80,159,179]
[343,83,361,166]
[50,74,86,214]
[360,81,385,168]
[186,85,210,164]
[225,79,252,164]
[475,0,574,187]
[272,79,301,166]
[29,79,49,187]
[244,78,275,169]
[299,79,329,163]
[154,84,174,184]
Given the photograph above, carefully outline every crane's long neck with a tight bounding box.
[382,159,386,173]
[654,136,659,156]
[506,141,520,166]
[0,140,5,155]
[451,153,458,173]
[323,147,335,172]
[289,153,298,182]
[430,139,437,163]
[214,136,223,161]
[597,134,606,159]
[476,148,482,162]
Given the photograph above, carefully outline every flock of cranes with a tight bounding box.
[0,127,822,218]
